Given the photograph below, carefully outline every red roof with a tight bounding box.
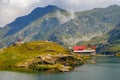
[73,46,96,51]
[91,46,96,50]
[73,46,86,51]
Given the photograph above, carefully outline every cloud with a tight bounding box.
[0,0,39,27]
[50,0,120,11]
[0,0,120,27]
[55,11,76,24]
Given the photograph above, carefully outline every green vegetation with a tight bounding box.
[77,34,109,46]
[0,41,68,69]
[0,41,89,73]
[98,44,120,54]
[116,52,120,57]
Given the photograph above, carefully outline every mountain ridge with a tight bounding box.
[0,5,120,54]
[5,5,63,37]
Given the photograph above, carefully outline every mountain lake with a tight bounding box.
[0,56,120,80]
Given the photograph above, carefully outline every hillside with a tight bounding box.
[97,24,120,54]
[0,41,69,68]
[0,5,120,54]
[0,5,68,47]
[77,24,120,54]
[0,41,88,72]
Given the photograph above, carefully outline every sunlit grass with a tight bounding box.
[0,41,69,69]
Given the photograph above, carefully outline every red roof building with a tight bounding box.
[73,45,96,55]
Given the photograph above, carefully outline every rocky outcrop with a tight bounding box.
[15,54,89,72]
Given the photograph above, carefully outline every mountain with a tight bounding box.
[0,5,120,54]
[0,5,65,47]
[108,23,120,43]
[97,24,120,54]
[5,5,63,36]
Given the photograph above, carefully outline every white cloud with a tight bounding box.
[0,0,120,27]
[50,0,120,11]
[55,11,76,24]
[0,0,39,27]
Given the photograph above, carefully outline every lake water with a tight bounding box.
[0,56,120,80]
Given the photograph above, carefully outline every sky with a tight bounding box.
[0,0,120,27]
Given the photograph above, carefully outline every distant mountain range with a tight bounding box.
[0,5,120,54]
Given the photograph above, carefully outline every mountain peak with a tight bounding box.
[32,5,61,14]
[45,5,60,9]
[107,4,120,9]
[5,5,62,36]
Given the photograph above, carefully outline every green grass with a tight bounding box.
[116,52,120,57]
[103,44,120,52]
[77,34,109,46]
[0,41,69,69]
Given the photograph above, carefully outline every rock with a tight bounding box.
[58,65,71,72]
[0,49,3,53]
[15,54,89,73]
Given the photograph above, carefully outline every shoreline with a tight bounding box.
[0,54,90,73]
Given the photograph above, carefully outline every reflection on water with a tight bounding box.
[0,56,120,80]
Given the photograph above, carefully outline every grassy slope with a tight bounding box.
[0,41,69,69]
[116,52,120,57]
[77,34,109,46]
[77,34,120,54]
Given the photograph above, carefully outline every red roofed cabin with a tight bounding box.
[73,46,96,55]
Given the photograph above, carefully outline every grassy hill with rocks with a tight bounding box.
[0,41,89,73]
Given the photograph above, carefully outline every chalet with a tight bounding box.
[73,45,96,55]
[15,38,24,46]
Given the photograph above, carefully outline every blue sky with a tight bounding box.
[0,0,120,27]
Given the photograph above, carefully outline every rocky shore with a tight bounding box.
[15,54,90,72]
[0,41,90,73]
